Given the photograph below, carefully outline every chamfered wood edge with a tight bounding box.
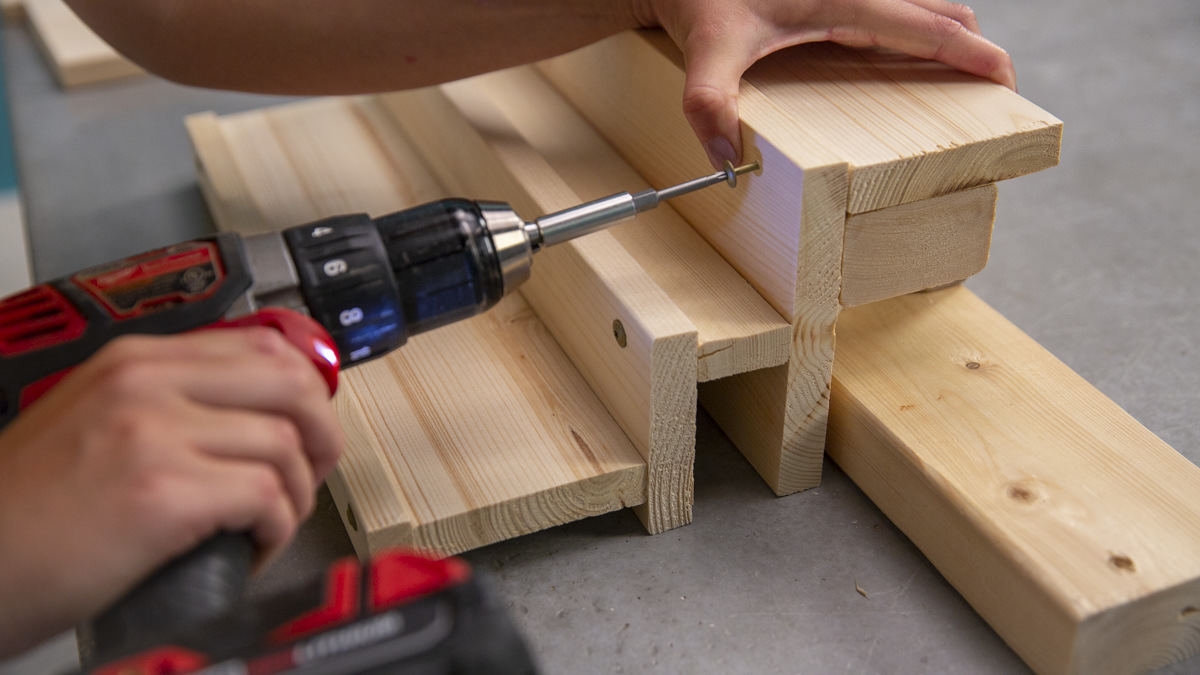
[828,285,1200,674]
[407,465,647,557]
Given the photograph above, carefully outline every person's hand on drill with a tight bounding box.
[0,329,344,658]
[71,0,1014,169]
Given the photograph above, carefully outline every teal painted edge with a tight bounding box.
[0,25,19,192]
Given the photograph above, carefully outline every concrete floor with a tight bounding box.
[2,0,1198,672]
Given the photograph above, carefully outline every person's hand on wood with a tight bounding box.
[74,0,1013,172]
[0,329,343,658]
[638,0,1017,168]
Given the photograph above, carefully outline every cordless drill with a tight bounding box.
[0,160,757,674]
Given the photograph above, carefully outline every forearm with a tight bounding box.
[67,0,649,94]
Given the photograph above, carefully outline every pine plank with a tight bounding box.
[840,183,997,308]
[378,77,700,532]
[539,29,1061,496]
[541,30,849,495]
[438,68,791,382]
[25,0,140,88]
[743,39,1062,213]
[186,97,647,555]
[828,284,1200,674]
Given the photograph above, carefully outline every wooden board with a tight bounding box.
[828,284,1200,674]
[379,78,700,533]
[539,29,1061,496]
[186,100,648,556]
[840,183,996,308]
[26,0,141,88]
[742,39,1062,214]
[388,86,700,532]
[376,68,798,528]
[423,69,792,382]
[542,30,847,495]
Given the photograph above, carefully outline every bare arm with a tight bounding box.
[69,0,1014,168]
[66,0,644,95]
[68,0,1015,165]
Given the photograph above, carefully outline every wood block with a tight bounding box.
[828,284,1200,674]
[742,40,1062,214]
[185,100,647,556]
[541,30,849,495]
[539,29,1061,496]
[840,184,997,308]
[25,0,141,88]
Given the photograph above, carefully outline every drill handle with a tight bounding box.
[86,533,256,666]
[85,309,340,668]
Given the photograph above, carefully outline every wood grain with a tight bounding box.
[26,0,141,88]
[828,285,1200,674]
[539,29,1061,497]
[439,68,792,381]
[743,39,1062,213]
[378,76,701,532]
[841,184,996,308]
[187,97,648,555]
[541,30,849,495]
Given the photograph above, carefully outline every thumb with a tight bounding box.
[679,31,753,170]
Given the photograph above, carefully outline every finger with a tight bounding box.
[163,351,344,480]
[190,460,299,564]
[186,407,316,521]
[679,27,755,169]
[123,455,299,569]
[902,0,982,34]
[215,463,298,564]
[90,327,289,369]
[827,0,1016,90]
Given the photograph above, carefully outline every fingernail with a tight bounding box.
[703,136,737,171]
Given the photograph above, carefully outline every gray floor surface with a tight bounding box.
[1,0,1197,673]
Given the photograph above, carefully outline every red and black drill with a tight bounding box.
[0,161,756,674]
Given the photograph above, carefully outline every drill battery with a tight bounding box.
[85,551,538,675]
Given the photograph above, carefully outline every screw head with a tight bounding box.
[612,319,627,348]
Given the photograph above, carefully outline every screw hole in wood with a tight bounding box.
[612,319,627,348]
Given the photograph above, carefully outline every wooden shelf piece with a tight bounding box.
[26,0,141,88]
[841,183,997,308]
[375,68,799,530]
[186,100,647,556]
[541,30,849,495]
[742,39,1062,214]
[539,29,1061,496]
[829,285,1200,675]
